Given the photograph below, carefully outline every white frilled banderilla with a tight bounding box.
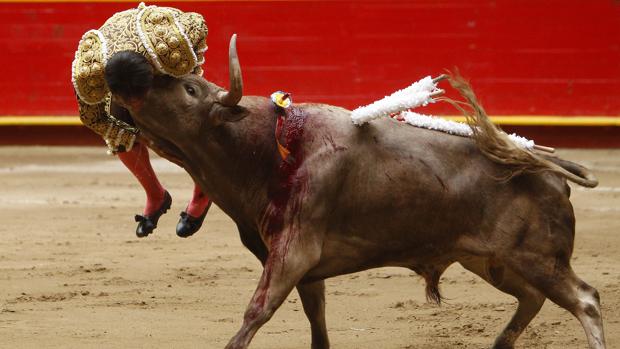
[350,74,555,153]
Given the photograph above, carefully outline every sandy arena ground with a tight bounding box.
[0,146,618,349]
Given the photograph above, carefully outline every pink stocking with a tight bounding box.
[118,142,167,216]
[185,184,211,218]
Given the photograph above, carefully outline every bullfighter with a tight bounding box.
[71,2,211,238]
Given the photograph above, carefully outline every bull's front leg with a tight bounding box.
[225,230,321,349]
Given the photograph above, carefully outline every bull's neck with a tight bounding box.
[186,97,280,228]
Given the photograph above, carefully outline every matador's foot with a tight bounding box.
[135,191,172,238]
[176,201,212,238]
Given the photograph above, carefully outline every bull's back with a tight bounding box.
[299,104,571,260]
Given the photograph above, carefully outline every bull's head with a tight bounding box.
[104,35,247,149]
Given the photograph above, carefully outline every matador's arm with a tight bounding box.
[77,95,139,154]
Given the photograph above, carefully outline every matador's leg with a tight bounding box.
[118,142,171,237]
[176,183,211,238]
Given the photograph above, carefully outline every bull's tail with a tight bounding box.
[444,73,599,188]
[538,154,599,187]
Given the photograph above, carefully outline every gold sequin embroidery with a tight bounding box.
[72,3,208,153]
[138,7,196,77]
[72,30,107,105]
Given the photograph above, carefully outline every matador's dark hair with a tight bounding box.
[104,51,154,99]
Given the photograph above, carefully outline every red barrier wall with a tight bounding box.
[0,0,619,117]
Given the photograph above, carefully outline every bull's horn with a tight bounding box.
[217,34,243,107]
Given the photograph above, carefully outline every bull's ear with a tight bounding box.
[104,51,153,112]
[209,104,249,125]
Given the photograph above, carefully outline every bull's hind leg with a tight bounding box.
[499,208,606,348]
[509,261,606,349]
[460,258,545,349]
[494,232,606,349]
[297,280,329,349]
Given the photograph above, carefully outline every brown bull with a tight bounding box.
[105,35,606,349]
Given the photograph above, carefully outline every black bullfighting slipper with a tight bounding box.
[135,191,172,238]
[176,201,212,238]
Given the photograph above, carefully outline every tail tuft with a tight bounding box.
[442,71,598,188]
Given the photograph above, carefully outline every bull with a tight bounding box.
[104,35,606,349]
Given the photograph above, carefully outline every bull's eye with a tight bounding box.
[185,85,196,96]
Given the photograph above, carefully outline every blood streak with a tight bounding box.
[250,107,309,314]
[265,106,309,246]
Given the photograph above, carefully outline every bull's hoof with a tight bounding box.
[176,202,211,238]
[135,191,172,238]
[492,342,515,349]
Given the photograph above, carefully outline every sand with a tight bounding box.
[0,147,618,348]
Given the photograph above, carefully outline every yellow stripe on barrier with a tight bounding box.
[443,116,620,126]
[0,116,83,126]
[0,115,619,127]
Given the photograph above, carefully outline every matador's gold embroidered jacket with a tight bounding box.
[71,2,207,154]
